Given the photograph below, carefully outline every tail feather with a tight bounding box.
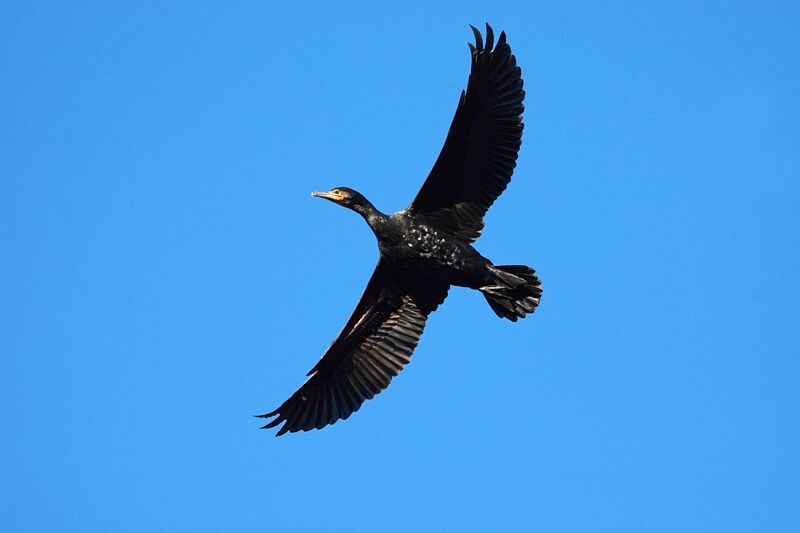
[481,265,542,322]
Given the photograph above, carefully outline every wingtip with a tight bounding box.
[262,417,283,429]
[255,409,279,419]
[469,24,483,52]
[485,23,494,50]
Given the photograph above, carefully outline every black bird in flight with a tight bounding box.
[259,24,542,436]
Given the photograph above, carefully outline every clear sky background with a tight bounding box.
[2,2,798,532]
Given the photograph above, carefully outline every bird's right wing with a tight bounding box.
[407,24,525,243]
[258,260,448,436]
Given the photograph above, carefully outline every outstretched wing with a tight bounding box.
[408,24,525,242]
[258,261,449,436]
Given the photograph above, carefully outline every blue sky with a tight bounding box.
[2,2,798,531]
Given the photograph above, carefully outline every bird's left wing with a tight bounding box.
[258,260,448,436]
[407,24,525,243]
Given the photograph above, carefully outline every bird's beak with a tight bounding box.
[311,191,344,202]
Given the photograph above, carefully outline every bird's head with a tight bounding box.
[311,187,370,212]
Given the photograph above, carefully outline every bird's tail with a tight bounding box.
[480,265,542,322]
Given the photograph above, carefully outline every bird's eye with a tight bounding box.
[332,189,342,196]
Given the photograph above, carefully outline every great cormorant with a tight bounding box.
[259,24,542,435]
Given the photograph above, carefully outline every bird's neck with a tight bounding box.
[354,201,387,235]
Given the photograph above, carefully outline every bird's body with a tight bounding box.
[260,25,542,435]
[365,207,489,289]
